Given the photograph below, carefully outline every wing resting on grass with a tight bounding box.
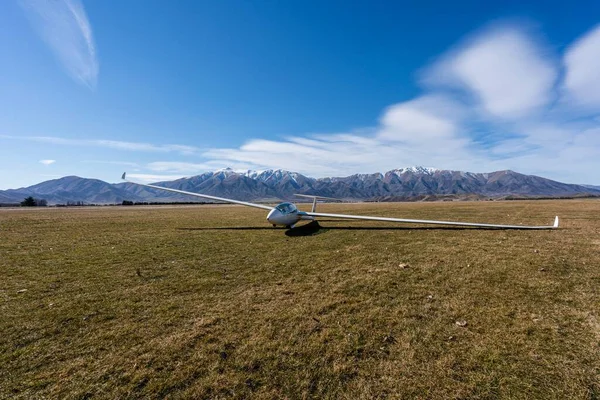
[121,172,274,210]
[302,211,559,230]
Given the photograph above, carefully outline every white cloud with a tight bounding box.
[144,161,274,175]
[127,174,189,183]
[39,159,56,165]
[202,131,480,179]
[93,140,198,154]
[84,160,141,167]
[196,95,477,178]
[205,133,413,177]
[147,162,213,173]
[425,25,557,119]
[0,135,200,155]
[563,24,600,110]
[19,0,98,88]
[378,95,464,143]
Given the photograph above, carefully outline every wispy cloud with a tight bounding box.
[19,0,98,88]
[378,95,466,144]
[423,23,557,119]
[39,159,56,165]
[92,140,198,154]
[1,135,200,155]
[84,160,141,168]
[146,162,213,173]
[145,161,271,174]
[127,174,189,183]
[201,131,481,178]
[563,24,600,110]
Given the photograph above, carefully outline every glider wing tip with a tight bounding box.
[553,216,559,228]
[121,172,126,180]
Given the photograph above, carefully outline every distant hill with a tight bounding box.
[1,167,599,205]
[583,184,600,190]
[1,176,134,204]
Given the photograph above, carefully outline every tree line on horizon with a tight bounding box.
[20,196,47,207]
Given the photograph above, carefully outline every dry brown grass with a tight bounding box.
[1,200,599,399]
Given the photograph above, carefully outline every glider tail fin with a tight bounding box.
[294,194,342,212]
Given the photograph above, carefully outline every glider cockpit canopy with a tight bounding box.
[275,202,297,214]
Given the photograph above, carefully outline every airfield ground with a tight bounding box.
[1,200,599,399]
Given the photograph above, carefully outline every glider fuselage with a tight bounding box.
[266,202,313,227]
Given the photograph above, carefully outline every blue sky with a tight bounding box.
[1,0,599,189]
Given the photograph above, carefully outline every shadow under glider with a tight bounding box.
[121,173,559,230]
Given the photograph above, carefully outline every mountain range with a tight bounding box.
[1,167,599,205]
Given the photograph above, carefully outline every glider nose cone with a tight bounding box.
[267,209,282,224]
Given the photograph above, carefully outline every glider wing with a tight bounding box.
[121,172,274,210]
[303,211,559,230]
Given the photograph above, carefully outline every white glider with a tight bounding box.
[121,173,559,230]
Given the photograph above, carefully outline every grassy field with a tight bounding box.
[1,200,599,399]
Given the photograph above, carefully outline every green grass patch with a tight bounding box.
[1,201,599,398]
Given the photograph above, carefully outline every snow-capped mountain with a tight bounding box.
[390,166,440,175]
[1,167,599,204]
